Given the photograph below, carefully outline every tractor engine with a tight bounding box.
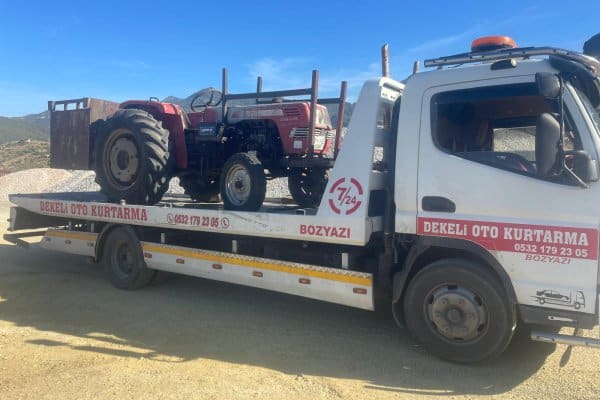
[184,122,225,178]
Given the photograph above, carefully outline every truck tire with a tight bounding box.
[403,258,515,363]
[288,168,328,208]
[220,152,266,211]
[93,109,172,205]
[102,226,155,290]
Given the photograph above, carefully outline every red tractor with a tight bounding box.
[49,70,347,211]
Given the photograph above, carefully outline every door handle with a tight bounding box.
[422,196,456,213]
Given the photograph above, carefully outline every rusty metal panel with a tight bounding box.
[49,98,119,170]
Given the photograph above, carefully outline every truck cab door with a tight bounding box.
[416,75,600,319]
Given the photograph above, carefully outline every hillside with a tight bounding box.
[0,140,49,174]
[0,112,49,143]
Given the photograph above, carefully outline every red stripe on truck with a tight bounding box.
[417,217,599,260]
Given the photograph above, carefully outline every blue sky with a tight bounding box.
[0,0,598,116]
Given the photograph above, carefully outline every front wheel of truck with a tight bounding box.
[403,258,515,363]
[93,109,172,205]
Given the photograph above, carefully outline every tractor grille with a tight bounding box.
[291,127,326,138]
[283,107,302,117]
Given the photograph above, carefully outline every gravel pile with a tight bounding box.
[0,168,290,202]
[0,168,73,201]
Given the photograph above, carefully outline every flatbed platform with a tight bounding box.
[6,191,375,311]
[8,192,372,246]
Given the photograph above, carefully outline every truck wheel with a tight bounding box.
[288,168,328,208]
[93,109,172,205]
[102,226,155,290]
[220,153,266,211]
[403,258,515,363]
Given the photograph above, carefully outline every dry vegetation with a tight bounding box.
[0,139,49,174]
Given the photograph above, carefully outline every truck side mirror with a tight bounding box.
[535,72,561,99]
[536,113,560,177]
[569,150,599,182]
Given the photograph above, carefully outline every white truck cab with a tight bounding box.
[6,36,600,363]
[389,37,600,360]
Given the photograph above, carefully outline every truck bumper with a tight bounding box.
[530,331,600,348]
[529,293,600,349]
[519,304,597,330]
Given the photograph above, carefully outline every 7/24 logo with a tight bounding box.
[328,177,364,215]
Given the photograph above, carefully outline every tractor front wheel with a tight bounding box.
[220,153,266,211]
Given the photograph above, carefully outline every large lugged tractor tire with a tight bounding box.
[288,167,329,208]
[93,109,172,205]
[220,152,266,211]
[403,258,515,363]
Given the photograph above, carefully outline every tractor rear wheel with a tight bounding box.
[93,109,172,205]
[288,168,328,208]
[220,152,266,211]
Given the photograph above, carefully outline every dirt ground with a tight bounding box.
[0,202,598,399]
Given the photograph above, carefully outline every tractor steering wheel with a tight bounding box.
[190,89,223,112]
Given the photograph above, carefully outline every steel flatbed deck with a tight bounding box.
[6,191,375,310]
[8,191,371,246]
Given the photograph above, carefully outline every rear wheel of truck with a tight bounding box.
[288,168,328,208]
[220,152,266,211]
[93,109,172,205]
[102,226,155,290]
[403,258,515,363]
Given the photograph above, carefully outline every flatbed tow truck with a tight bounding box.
[5,36,600,363]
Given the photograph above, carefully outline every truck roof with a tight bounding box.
[405,58,555,89]
[406,45,600,90]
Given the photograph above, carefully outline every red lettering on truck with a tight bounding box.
[300,224,351,239]
[39,201,147,222]
[90,205,148,222]
[40,200,69,214]
[418,217,598,260]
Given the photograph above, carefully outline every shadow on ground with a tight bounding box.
[0,243,556,396]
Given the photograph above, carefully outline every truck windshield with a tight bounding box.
[573,86,600,136]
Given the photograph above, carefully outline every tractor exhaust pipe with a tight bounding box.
[381,44,390,78]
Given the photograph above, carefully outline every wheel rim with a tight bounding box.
[105,130,140,188]
[225,164,251,206]
[113,242,135,279]
[426,284,488,342]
